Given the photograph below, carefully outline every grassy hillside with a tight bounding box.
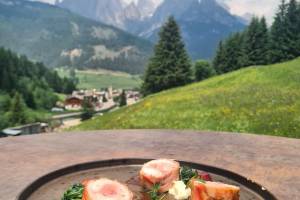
[72,58,300,138]
[57,69,141,89]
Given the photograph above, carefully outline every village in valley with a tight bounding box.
[1,87,141,137]
[63,87,140,111]
[51,87,141,131]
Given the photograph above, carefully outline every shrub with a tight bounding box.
[194,60,216,81]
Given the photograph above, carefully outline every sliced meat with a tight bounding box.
[190,179,240,200]
[139,159,180,193]
[82,178,133,200]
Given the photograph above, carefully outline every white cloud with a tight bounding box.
[32,0,279,23]
[221,0,279,23]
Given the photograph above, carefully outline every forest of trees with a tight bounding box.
[213,0,300,74]
[0,47,76,129]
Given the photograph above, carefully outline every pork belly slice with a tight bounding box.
[82,178,133,200]
[140,159,180,193]
[190,179,240,200]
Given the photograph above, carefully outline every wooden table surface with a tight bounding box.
[0,130,299,200]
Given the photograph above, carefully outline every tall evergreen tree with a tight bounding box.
[285,0,300,58]
[244,17,260,66]
[216,33,245,73]
[258,17,270,64]
[213,41,226,74]
[142,16,192,95]
[269,0,289,63]
[243,17,269,66]
[297,1,300,54]
[6,92,27,125]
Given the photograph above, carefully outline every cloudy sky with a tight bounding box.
[222,0,279,23]
[35,0,280,23]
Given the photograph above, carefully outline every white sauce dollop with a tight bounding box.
[168,181,191,200]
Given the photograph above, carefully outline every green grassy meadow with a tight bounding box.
[56,69,142,89]
[71,58,300,138]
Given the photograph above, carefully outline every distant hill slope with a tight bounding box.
[72,58,300,138]
[0,0,152,74]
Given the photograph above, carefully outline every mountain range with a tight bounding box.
[0,0,247,74]
[0,0,152,74]
[57,0,246,59]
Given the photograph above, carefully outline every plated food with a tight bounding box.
[190,179,240,200]
[82,178,133,200]
[140,159,180,193]
[61,159,240,200]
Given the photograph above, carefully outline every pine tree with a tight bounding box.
[297,2,300,55]
[142,16,192,95]
[285,0,300,58]
[269,0,289,63]
[7,92,27,125]
[221,33,245,73]
[244,17,260,66]
[257,17,270,64]
[213,41,226,74]
[243,17,269,66]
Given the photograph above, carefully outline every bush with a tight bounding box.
[194,60,216,81]
[119,90,127,107]
[81,99,94,121]
[102,95,108,103]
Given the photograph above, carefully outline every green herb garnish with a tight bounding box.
[180,166,198,184]
[147,183,166,200]
[61,183,84,200]
[148,183,160,200]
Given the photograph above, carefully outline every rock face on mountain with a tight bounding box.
[57,0,160,29]
[57,0,245,59]
[140,0,246,59]
[0,0,152,74]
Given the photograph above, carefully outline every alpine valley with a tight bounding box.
[0,0,247,73]
[0,0,152,74]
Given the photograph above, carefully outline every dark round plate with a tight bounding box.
[17,158,277,200]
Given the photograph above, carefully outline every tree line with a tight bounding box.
[213,0,300,74]
[142,0,300,96]
[0,47,76,129]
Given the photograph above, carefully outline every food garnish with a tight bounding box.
[61,183,84,200]
[199,172,212,182]
[147,184,167,200]
[147,183,165,200]
[168,181,191,200]
[179,166,198,184]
